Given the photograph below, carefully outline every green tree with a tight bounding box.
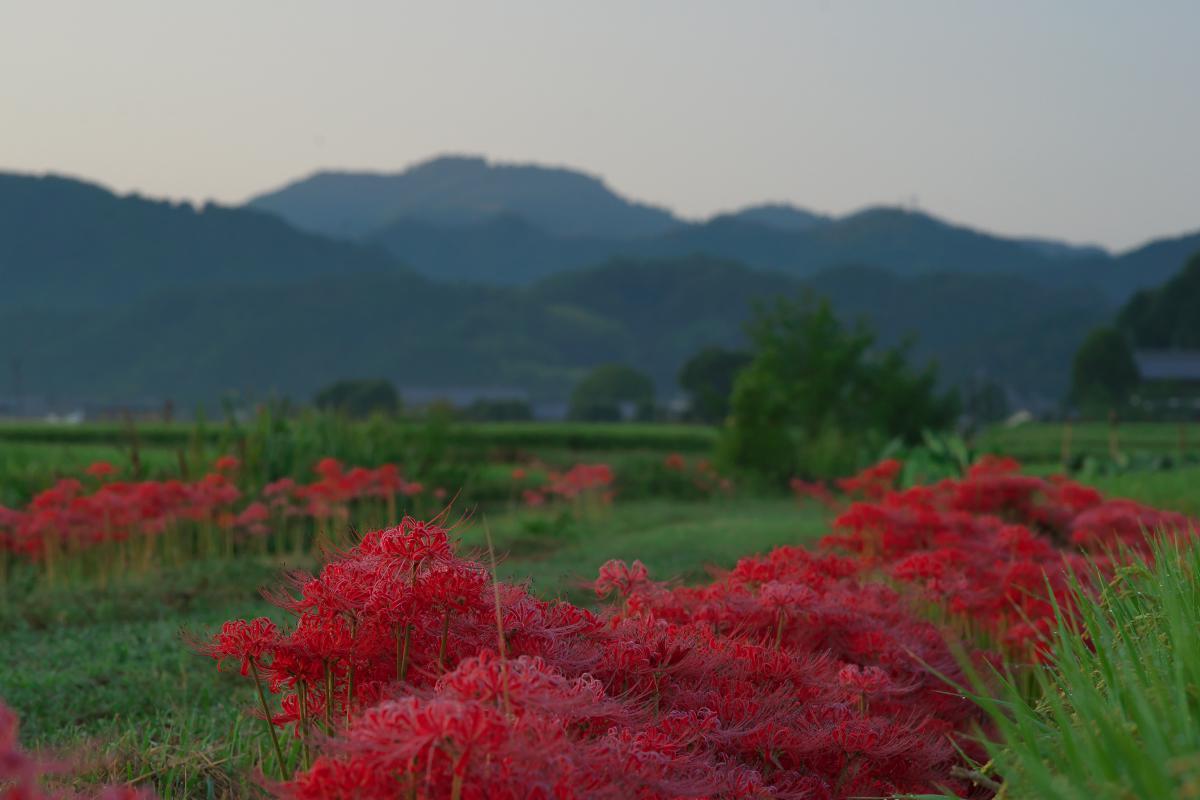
[313,378,401,419]
[720,295,956,481]
[1069,327,1139,416]
[961,377,1010,428]
[1116,252,1200,347]
[568,364,655,422]
[678,346,752,423]
[463,398,534,421]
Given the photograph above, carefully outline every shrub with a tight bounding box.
[720,295,957,482]
[313,379,401,419]
[567,364,655,422]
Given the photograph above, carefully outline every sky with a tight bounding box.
[2,0,1198,251]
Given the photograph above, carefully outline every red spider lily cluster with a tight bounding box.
[199,457,1196,799]
[0,458,428,578]
[663,454,734,496]
[520,463,614,509]
[260,458,425,525]
[0,701,154,800]
[789,457,902,511]
[820,455,1194,654]
[202,516,976,794]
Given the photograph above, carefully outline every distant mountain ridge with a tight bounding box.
[0,172,407,309]
[719,203,830,232]
[1,166,1197,411]
[246,154,1199,300]
[0,255,1109,408]
[249,155,682,240]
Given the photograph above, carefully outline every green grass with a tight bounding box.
[0,441,184,506]
[0,419,719,453]
[1079,465,1200,516]
[0,497,825,798]
[0,557,298,798]
[978,421,1199,463]
[0,418,721,506]
[952,538,1200,799]
[462,497,828,604]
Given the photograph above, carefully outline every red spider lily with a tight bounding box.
[213,455,241,474]
[85,461,117,480]
[0,459,434,571]
[206,504,1011,800]
[836,459,901,500]
[199,617,280,676]
[789,477,837,509]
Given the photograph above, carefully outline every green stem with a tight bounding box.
[298,680,311,770]
[346,660,355,727]
[437,611,451,672]
[249,659,287,780]
[398,623,412,682]
[324,660,335,733]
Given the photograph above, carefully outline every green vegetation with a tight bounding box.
[1068,251,1200,419]
[0,441,181,506]
[959,538,1200,799]
[721,295,957,481]
[677,346,750,423]
[567,363,656,422]
[0,418,717,453]
[460,398,534,421]
[0,415,722,508]
[1118,251,1200,348]
[1070,327,1139,415]
[977,421,1198,464]
[312,378,401,418]
[1078,466,1200,516]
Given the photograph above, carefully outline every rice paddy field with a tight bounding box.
[2,417,1199,799]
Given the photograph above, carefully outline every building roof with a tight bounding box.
[1134,350,1200,382]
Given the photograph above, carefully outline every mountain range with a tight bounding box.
[249,155,1189,299]
[3,156,1198,412]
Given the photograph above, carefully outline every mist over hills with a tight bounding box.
[2,159,1196,411]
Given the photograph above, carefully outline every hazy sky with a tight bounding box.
[3,0,1197,250]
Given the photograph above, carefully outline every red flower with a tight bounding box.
[85,461,117,480]
[213,455,241,473]
[199,617,279,676]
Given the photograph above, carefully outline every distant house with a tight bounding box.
[1132,350,1200,417]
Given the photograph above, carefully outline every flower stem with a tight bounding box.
[249,659,287,780]
[398,624,411,682]
[324,660,334,733]
[298,680,311,770]
[437,610,451,672]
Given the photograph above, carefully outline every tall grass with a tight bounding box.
[956,537,1200,799]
